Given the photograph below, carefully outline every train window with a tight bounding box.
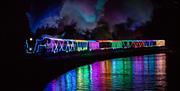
[122,42,127,48]
[63,41,67,49]
[47,39,51,43]
[129,42,132,46]
[153,41,156,45]
[55,40,58,44]
[100,42,111,48]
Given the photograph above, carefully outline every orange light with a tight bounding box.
[96,40,112,42]
[156,40,165,46]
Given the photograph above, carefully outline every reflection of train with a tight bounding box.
[25,37,165,54]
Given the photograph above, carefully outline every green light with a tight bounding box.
[121,40,131,48]
[76,65,90,90]
[123,57,132,75]
[112,58,124,74]
[111,57,132,90]
[123,57,132,88]
[112,41,122,49]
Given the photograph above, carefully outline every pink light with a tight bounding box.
[89,42,99,50]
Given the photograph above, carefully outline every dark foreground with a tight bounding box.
[1,47,179,91]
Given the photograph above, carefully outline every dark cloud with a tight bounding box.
[27,0,153,34]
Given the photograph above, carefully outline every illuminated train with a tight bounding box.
[25,37,165,54]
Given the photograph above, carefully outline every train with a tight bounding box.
[25,37,165,54]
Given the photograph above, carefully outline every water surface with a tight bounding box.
[44,53,166,91]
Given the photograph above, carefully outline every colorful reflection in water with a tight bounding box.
[44,53,166,91]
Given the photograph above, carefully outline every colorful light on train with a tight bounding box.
[89,40,99,51]
[156,40,165,47]
[112,41,122,49]
[25,37,166,54]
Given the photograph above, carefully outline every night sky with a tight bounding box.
[27,0,154,35]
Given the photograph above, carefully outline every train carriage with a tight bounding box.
[97,40,112,50]
[75,40,88,51]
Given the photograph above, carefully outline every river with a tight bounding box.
[44,53,166,91]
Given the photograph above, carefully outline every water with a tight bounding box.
[44,53,166,91]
